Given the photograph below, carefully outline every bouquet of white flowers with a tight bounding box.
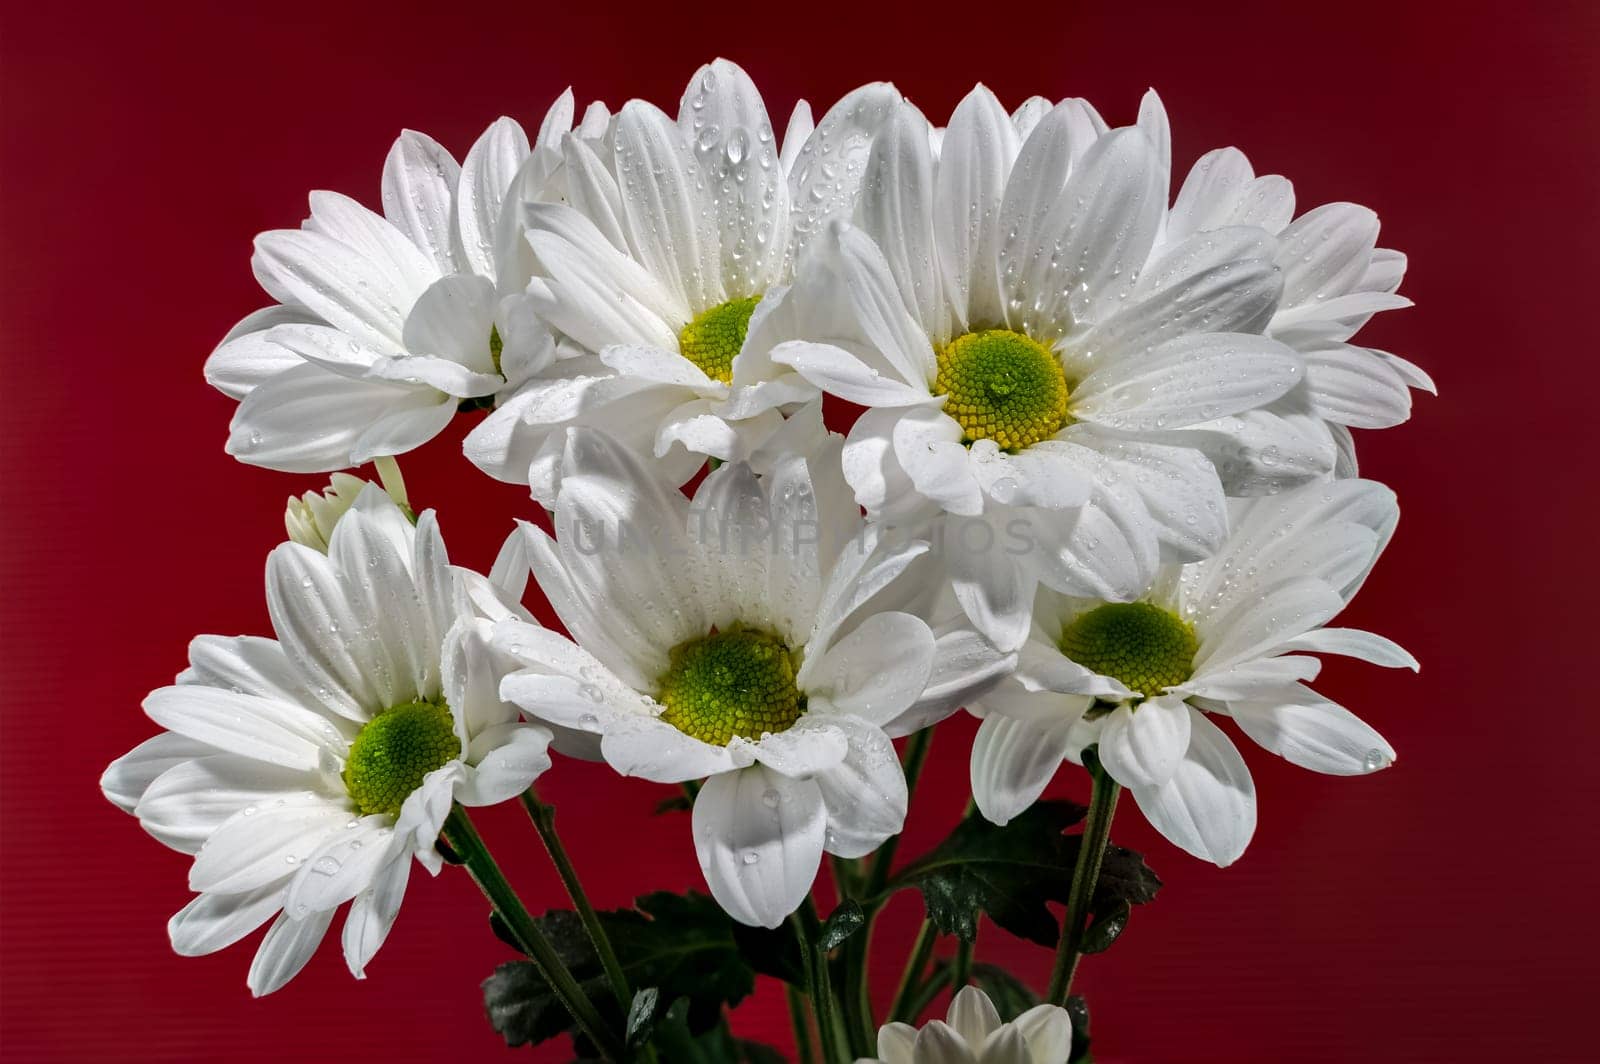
[100,59,1429,1063]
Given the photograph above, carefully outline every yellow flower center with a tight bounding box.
[678,296,761,384]
[1060,603,1198,699]
[343,700,459,817]
[934,329,1070,452]
[656,628,804,746]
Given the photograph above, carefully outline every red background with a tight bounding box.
[3,1,1595,1060]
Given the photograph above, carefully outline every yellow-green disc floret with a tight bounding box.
[678,296,761,384]
[934,329,1070,452]
[343,700,459,818]
[1059,602,1198,699]
[656,628,804,746]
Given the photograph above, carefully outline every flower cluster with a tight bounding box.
[102,58,1426,1060]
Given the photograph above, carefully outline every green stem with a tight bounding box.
[796,904,851,1064]
[950,937,974,991]
[443,807,627,1061]
[1046,758,1122,1005]
[888,917,937,1023]
[786,984,817,1064]
[518,793,637,1031]
[902,961,951,1025]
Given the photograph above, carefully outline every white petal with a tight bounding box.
[1097,696,1192,790]
[1130,707,1255,866]
[1071,333,1303,432]
[326,506,437,710]
[1195,577,1346,673]
[745,716,850,778]
[778,99,814,177]
[912,1021,978,1064]
[893,408,983,516]
[947,985,1002,1046]
[252,227,413,352]
[205,306,320,399]
[102,733,215,814]
[598,713,741,783]
[248,908,336,996]
[1229,685,1397,775]
[143,686,336,772]
[693,764,826,927]
[285,817,398,914]
[1277,202,1379,306]
[802,612,934,726]
[458,117,530,280]
[615,100,723,311]
[679,59,790,295]
[771,341,930,408]
[946,522,1035,653]
[169,885,284,957]
[1301,343,1413,429]
[401,274,500,375]
[1055,427,1226,562]
[264,542,381,718]
[458,723,554,805]
[381,129,463,275]
[887,622,1018,738]
[857,104,942,337]
[137,755,314,854]
[809,715,906,858]
[1277,627,1418,670]
[190,795,351,893]
[787,83,901,261]
[970,714,1074,826]
[1013,1004,1074,1063]
[936,85,1020,330]
[342,851,410,978]
[227,363,437,473]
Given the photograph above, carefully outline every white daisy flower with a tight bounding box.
[968,478,1415,866]
[859,986,1072,1064]
[767,87,1306,650]
[206,97,587,473]
[1165,148,1435,482]
[492,426,999,927]
[99,487,552,994]
[465,59,906,502]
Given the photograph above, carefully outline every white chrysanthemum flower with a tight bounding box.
[99,488,552,994]
[969,479,1414,866]
[466,59,906,502]
[1164,149,1435,482]
[765,87,1306,650]
[206,98,592,473]
[858,986,1072,1064]
[492,426,1000,926]
[283,462,410,552]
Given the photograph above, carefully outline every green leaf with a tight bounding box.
[1080,897,1131,955]
[645,999,786,1063]
[879,800,1161,946]
[653,794,692,815]
[818,899,865,951]
[1066,995,1093,1063]
[730,922,806,987]
[482,892,755,1049]
[970,962,1041,1020]
[625,987,660,1047]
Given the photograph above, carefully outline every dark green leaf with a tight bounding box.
[818,899,865,951]
[487,909,524,954]
[625,987,659,1047]
[644,998,786,1063]
[1067,995,1093,1063]
[880,801,1161,946]
[1081,897,1131,955]
[970,963,1040,1020]
[653,794,692,815]
[482,892,755,1049]
[730,922,806,986]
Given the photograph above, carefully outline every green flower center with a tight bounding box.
[656,628,804,746]
[1060,603,1198,700]
[678,296,761,384]
[934,329,1070,452]
[343,700,459,817]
